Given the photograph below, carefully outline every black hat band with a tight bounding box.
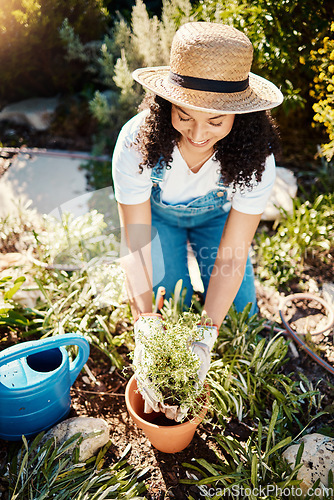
[168,71,249,93]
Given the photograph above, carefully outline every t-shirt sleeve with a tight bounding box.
[231,154,277,215]
[112,116,152,205]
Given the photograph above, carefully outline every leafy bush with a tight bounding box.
[182,401,333,500]
[310,22,334,161]
[193,0,332,116]
[0,275,26,317]
[60,0,193,188]
[0,0,108,101]
[0,206,130,367]
[254,194,334,289]
[208,305,319,425]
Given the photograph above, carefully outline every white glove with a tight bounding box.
[191,324,219,382]
[133,313,163,413]
[133,316,218,422]
[133,314,192,422]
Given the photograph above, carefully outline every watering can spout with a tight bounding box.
[0,333,90,441]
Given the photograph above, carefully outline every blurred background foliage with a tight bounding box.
[0,0,108,99]
[0,0,333,187]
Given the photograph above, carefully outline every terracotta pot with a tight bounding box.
[125,375,209,453]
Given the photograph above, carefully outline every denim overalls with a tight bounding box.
[150,161,257,314]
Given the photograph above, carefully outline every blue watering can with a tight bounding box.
[0,333,90,441]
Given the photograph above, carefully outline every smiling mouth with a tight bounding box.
[188,138,210,146]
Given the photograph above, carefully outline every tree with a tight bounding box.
[0,0,109,102]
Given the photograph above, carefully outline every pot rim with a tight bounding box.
[125,375,209,429]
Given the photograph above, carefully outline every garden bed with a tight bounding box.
[67,329,334,499]
[2,283,333,500]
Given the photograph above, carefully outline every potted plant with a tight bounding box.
[125,312,210,453]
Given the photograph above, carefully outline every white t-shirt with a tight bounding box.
[112,110,276,215]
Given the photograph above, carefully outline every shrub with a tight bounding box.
[181,401,333,500]
[1,433,146,499]
[310,22,334,161]
[193,0,332,116]
[60,0,193,188]
[0,0,108,102]
[208,305,319,424]
[254,194,334,289]
[0,206,130,367]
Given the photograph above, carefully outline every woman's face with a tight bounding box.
[171,104,235,154]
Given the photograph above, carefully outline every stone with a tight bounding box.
[41,417,110,461]
[261,166,298,221]
[282,433,334,498]
[0,96,60,131]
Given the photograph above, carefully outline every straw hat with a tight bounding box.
[132,22,283,114]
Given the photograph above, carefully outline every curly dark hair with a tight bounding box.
[134,94,281,190]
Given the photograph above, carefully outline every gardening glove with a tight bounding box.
[133,313,165,414]
[133,314,190,422]
[191,324,219,383]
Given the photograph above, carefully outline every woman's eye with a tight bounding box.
[178,114,190,122]
[209,121,223,127]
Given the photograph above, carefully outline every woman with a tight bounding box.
[112,22,283,418]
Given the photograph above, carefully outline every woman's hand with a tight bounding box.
[133,313,164,413]
[133,313,189,421]
[191,323,219,382]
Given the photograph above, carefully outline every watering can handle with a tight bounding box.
[0,333,90,384]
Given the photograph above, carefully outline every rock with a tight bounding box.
[41,417,110,461]
[283,433,334,498]
[0,96,59,131]
[262,166,298,221]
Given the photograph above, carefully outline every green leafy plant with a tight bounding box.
[60,0,193,189]
[0,198,43,254]
[0,0,108,101]
[34,268,129,368]
[0,207,131,367]
[0,275,40,336]
[0,432,147,499]
[131,311,208,419]
[193,0,331,117]
[254,194,334,289]
[0,275,26,316]
[208,305,319,425]
[181,400,332,500]
[298,148,334,196]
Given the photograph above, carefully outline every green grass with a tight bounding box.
[1,433,147,500]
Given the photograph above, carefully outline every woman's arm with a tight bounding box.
[118,200,153,318]
[203,208,262,327]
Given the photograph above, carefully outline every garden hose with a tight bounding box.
[277,293,334,376]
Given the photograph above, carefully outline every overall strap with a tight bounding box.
[217,175,226,189]
[150,157,166,184]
